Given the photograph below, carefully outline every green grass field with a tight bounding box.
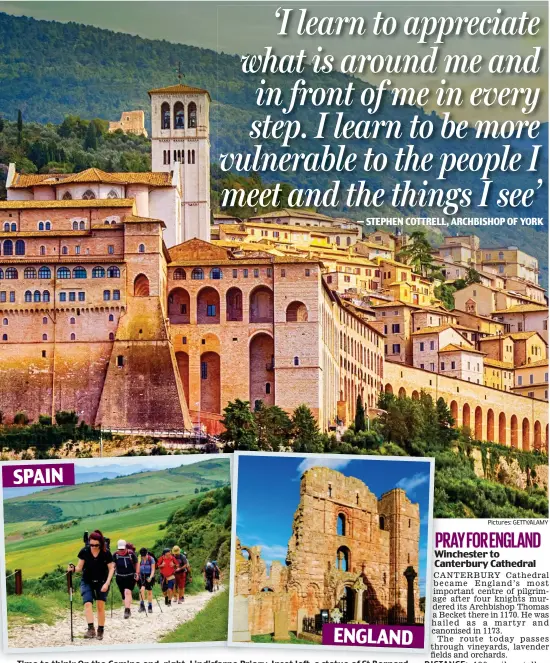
[5,494,192,578]
[160,589,229,643]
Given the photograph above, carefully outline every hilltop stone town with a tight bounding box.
[0,83,547,451]
[233,467,422,640]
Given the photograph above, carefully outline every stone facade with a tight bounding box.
[234,467,421,636]
[108,110,148,137]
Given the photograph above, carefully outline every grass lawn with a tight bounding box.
[252,632,319,645]
[160,589,228,643]
[7,590,68,627]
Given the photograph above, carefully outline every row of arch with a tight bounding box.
[162,149,196,165]
[61,190,118,201]
[168,286,307,325]
[161,101,198,130]
[175,331,275,415]
[385,384,547,452]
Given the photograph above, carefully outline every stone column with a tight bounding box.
[404,566,417,625]
[354,589,363,622]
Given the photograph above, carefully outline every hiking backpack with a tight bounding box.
[114,550,135,576]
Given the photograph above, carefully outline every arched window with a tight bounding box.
[286,301,308,322]
[109,332,115,340]
[43,291,50,302]
[109,314,114,322]
[70,333,76,341]
[79,221,85,230]
[25,290,32,302]
[92,266,105,278]
[24,267,37,279]
[42,333,48,341]
[174,101,185,129]
[191,149,196,164]
[45,221,51,230]
[62,191,72,200]
[107,190,118,199]
[188,102,197,128]
[173,268,186,280]
[10,223,16,232]
[70,317,76,325]
[57,267,71,279]
[82,190,96,200]
[293,356,300,366]
[43,317,48,325]
[337,513,346,536]
[210,267,223,280]
[161,102,170,129]
[38,266,51,279]
[335,546,350,571]
[134,274,150,297]
[2,334,7,341]
[72,221,79,230]
[103,290,110,301]
[379,515,386,530]
[73,266,87,279]
[0,269,3,279]
[138,243,145,253]
[107,266,120,278]
[33,290,41,302]
[40,245,46,256]
[3,222,9,231]
[3,240,13,256]
[2,318,7,326]
[38,221,44,231]
[5,267,18,279]
[191,268,204,280]
[61,246,68,255]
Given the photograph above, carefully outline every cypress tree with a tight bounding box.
[355,394,366,432]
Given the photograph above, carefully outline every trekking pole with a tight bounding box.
[67,568,74,643]
[111,582,114,618]
[153,586,163,613]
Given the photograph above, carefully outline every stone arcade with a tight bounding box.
[233,467,422,638]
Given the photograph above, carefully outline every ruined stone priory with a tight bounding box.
[233,467,422,637]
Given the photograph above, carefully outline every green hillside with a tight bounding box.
[4,459,230,578]
[4,458,229,521]
[0,12,546,286]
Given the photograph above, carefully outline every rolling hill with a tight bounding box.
[0,11,546,285]
[4,458,230,578]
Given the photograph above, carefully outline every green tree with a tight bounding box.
[254,402,292,451]
[0,116,4,132]
[397,231,436,278]
[354,394,366,432]
[292,404,323,453]
[16,109,23,143]
[465,267,482,285]
[434,283,456,310]
[84,121,98,150]
[220,399,258,450]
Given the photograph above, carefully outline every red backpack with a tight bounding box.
[159,554,177,578]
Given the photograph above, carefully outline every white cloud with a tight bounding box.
[296,457,351,476]
[257,544,288,564]
[396,472,429,496]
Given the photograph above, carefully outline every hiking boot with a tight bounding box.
[148,603,153,613]
[178,597,184,604]
[168,599,172,606]
[84,626,96,639]
[124,608,131,619]
[96,628,104,641]
[138,602,145,613]
[165,596,169,606]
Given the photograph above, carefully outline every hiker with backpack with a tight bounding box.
[113,539,139,619]
[67,530,114,640]
[203,560,215,592]
[212,560,221,591]
[137,547,156,614]
[172,545,191,604]
[157,547,178,606]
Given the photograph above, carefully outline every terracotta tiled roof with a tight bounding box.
[249,208,336,222]
[148,83,210,98]
[439,343,484,354]
[484,358,514,368]
[123,214,166,228]
[517,358,548,368]
[412,324,461,335]
[10,169,173,188]
[0,199,135,209]
[492,304,548,314]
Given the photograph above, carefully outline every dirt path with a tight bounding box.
[9,588,222,649]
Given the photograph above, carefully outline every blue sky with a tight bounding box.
[236,454,432,594]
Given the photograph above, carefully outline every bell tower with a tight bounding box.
[149,82,211,243]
